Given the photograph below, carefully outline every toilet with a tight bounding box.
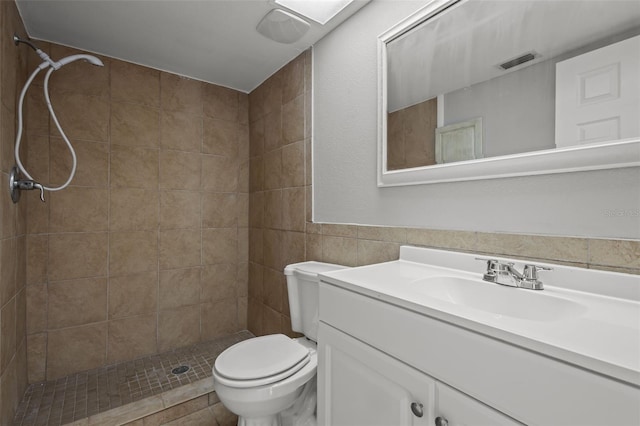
[212,261,349,426]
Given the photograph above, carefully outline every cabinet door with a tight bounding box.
[435,382,523,426]
[318,323,434,426]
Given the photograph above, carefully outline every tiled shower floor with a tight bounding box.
[13,331,253,426]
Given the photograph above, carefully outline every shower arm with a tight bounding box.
[13,34,57,69]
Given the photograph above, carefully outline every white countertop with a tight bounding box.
[319,246,640,387]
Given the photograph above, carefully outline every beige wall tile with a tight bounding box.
[161,74,203,115]
[264,109,282,153]
[27,333,47,383]
[110,231,158,276]
[263,268,283,313]
[49,138,109,188]
[160,191,201,230]
[264,190,282,230]
[158,305,200,352]
[26,283,47,334]
[282,187,305,232]
[476,233,588,263]
[201,298,238,340]
[282,55,305,104]
[202,155,237,192]
[357,240,401,266]
[249,118,265,157]
[263,229,282,271]
[407,228,476,251]
[589,239,640,269]
[25,90,50,137]
[1,298,16,372]
[281,141,304,188]
[159,229,201,269]
[110,188,159,231]
[262,306,283,336]
[108,271,158,319]
[48,232,108,281]
[49,187,108,232]
[249,228,264,264]
[282,95,304,144]
[281,231,305,268]
[107,314,157,363]
[357,226,407,243]
[204,84,239,122]
[322,224,357,238]
[237,262,248,298]
[201,264,236,302]
[237,193,249,228]
[264,149,282,190]
[159,267,201,310]
[305,233,323,262]
[203,118,238,157]
[0,174,16,238]
[0,237,17,306]
[202,193,237,228]
[111,145,159,189]
[24,134,49,183]
[161,110,203,152]
[160,150,201,190]
[49,45,109,96]
[247,298,263,336]
[322,236,357,267]
[249,192,264,229]
[47,322,107,380]
[26,235,47,286]
[111,61,160,107]
[238,228,249,264]
[202,228,237,265]
[26,191,48,235]
[238,160,250,194]
[248,262,264,301]
[249,156,264,192]
[111,102,160,148]
[49,92,109,142]
[48,277,107,329]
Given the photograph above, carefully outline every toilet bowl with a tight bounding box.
[212,261,349,426]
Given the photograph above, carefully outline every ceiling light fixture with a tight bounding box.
[256,8,310,44]
[274,0,355,25]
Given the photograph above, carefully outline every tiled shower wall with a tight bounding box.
[246,50,639,338]
[23,42,250,383]
[0,1,29,422]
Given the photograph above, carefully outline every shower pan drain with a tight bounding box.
[171,365,190,375]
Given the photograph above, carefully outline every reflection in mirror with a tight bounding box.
[384,0,640,171]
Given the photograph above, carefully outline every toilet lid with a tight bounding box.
[214,334,310,387]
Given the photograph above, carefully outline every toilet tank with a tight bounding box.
[284,261,349,341]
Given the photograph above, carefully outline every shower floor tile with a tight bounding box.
[13,331,253,426]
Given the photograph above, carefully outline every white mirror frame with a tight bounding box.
[377,0,640,187]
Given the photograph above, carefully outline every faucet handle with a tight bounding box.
[522,264,552,280]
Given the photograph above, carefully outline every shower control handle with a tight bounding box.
[9,171,44,203]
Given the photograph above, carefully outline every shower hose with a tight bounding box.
[14,64,78,192]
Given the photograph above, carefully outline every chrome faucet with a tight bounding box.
[476,258,551,290]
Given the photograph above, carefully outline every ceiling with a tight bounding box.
[15,0,370,93]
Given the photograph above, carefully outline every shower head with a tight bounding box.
[55,54,104,68]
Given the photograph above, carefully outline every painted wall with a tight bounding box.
[313,0,640,239]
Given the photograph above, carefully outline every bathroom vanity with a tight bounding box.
[316,246,640,425]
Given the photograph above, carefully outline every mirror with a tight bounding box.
[378,0,640,186]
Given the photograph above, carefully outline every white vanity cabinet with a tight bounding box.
[319,322,521,426]
[317,260,640,426]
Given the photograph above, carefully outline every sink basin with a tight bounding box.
[413,276,587,321]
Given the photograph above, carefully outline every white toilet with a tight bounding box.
[212,261,349,426]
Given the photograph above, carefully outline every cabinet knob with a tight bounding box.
[410,402,424,417]
[435,416,449,426]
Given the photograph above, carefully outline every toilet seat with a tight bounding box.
[214,334,311,388]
